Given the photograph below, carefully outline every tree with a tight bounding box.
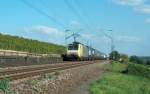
[129,55,143,64]
[120,54,129,63]
[109,51,120,61]
[146,60,150,65]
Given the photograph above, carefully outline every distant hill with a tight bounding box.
[0,33,65,54]
[140,56,150,60]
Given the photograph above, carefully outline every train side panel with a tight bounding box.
[78,44,89,60]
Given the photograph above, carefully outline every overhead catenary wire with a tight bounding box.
[100,29,115,52]
[63,0,92,31]
[74,0,93,30]
[21,0,66,29]
[37,0,64,21]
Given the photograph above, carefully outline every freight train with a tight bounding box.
[63,41,107,61]
[0,42,107,61]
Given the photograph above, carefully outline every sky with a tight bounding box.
[0,0,150,56]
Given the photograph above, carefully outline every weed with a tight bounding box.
[54,71,60,76]
[0,78,10,93]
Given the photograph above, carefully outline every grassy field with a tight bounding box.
[90,62,150,94]
[0,33,65,54]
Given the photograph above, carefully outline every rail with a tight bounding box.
[0,61,101,81]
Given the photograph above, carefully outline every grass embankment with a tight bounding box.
[90,62,150,94]
[0,33,65,54]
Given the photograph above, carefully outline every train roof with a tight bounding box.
[69,41,106,55]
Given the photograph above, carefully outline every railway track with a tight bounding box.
[0,61,101,81]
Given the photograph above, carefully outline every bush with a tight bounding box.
[127,63,150,79]
[146,60,150,65]
[0,79,10,92]
[109,51,120,61]
[120,54,129,63]
[130,56,143,64]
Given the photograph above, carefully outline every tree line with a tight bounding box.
[109,51,150,65]
[0,33,66,54]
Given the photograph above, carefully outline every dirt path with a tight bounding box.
[68,74,101,94]
[67,65,104,94]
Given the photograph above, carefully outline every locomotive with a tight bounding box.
[63,41,106,61]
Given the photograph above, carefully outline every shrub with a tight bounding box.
[109,51,120,61]
[0,79,10,92]
[120,54,129,63]
[127,63,150,79]
[129,56,143,64]
[146,60,150,65]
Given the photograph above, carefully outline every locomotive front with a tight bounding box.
[66,42,80,60]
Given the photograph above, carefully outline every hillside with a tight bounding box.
[0,33,65,54]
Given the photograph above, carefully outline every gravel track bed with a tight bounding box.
[0,61,108,94]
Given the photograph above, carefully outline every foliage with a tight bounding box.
[109,51,120,61]
[120,54,129,63]
[54,71,60,76]
[41,74,54,80]
[40,72,60,80]
[130,55,143,64]
[127,63,150,79]
[146,60,150,65]
[111,61,127,72]
[140,56,150,65]
[130,55,150,65]
[90,62,150,94]
[0,79,10,92]
[90,73,150,94]
[0,33,65,54]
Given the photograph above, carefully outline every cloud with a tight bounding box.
[70,21,82,30]
[25,25,64,36]
[134,5,150,13]
[71,21,81,26]
[24,25,65,44]
[112,0,150,14]
[0,32,9,35]
[112,0,144,6]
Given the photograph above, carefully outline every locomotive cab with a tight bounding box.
[66,42,79,60]
[67,42,79,55]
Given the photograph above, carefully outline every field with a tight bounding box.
[0,33,65,54]
[90,62,150,94]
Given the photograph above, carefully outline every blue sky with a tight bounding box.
[0,0,150,56]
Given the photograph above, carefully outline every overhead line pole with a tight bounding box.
[101,29,115,52]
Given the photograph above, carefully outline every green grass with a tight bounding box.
[102,61,127,72]
[0,33,65,54]
[90,62,150,94]
[127,63,150,79]
[0,79,10,92]
[111,61,127,72]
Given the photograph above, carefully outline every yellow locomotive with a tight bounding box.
[63,42,106,61]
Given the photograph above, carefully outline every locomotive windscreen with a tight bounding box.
[68,43,78,50]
